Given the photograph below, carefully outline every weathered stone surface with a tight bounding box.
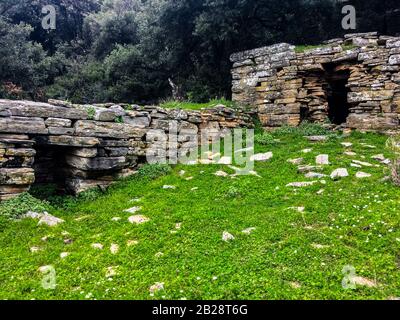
[75,121,146,139]
[330,168,349,180]
[45,118,72,127]
[66,178,112,194]
[0,117,47,135]
[35,135,100,147]
[48,127,75,135]
[66,155,127,171]
[0,168,35,185]
[69,148,98,158]
[0,100,87,119]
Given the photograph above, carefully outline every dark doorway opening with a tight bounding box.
[323,64,351,125]
[33,145,69,195]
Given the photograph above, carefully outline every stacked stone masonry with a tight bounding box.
[0,100,252,200]
[231,32,400,131]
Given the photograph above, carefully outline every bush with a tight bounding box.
[254,132,276,146]
[274,121,330,137]
[138,164,172,180]
[0,193,51,219]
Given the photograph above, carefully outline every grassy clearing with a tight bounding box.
[160,98,235,110]
[0,130,399,300]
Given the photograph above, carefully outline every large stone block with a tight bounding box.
[45,118,72,127]
[0,117,48,135]
[0,100,88,119]
[75,121,146,139]
[0,168,35,185]
[35,135,100,147]
[66,155,127,171]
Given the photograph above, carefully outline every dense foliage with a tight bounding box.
[0,0,399,103]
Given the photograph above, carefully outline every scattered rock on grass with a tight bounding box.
[356,172,372,179]
[215,171,229,177]
[127,240,139,247]
[163,185,176,190]
[288,158,304,165]
[286,181,319,188]
[305,172,327,179]
[307,136,328,142]
[110,244,119,255]
[352,160,375,167]
[352,276,377,288]
[91,243,104,250]
[149,282,164,294]
[124,206,142,214]
[60,252,70,259]
[128,215,150,225]
[250,152,273,162]
[242,227,256,235]
[22,211,64,227]
[330,168,349,180]
[341,142,353,147]
[106,266,118,278]
[316,154,330,165]
[222,231,235,242]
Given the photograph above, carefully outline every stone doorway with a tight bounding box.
[32,144,69,194]
[323,64,351,125]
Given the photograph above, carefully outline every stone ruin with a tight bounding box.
[231,32,400,131]
[0,100,252,200]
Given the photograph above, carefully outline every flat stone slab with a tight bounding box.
[250,152,273,162]
[128,215,150,225]
[330,168,349,179]
[75,120,146,139]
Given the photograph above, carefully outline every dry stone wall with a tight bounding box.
[0,100,252,200]
[231,32,400,131]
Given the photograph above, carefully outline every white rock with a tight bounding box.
[149,282,164,293]
[214,171,229,177]
[341,142,353,147]
[124,206,142,214]
[350,163,362,168]
[60,252,70,259]
[127,240,139,246]
[289,207,305,212]
[179,170,186,176]
[250,152,273,162]
[222,231,235,242]
[356,172,372,179]
[352,160,374,167]
[330,168,349,179]
[302,148,313,153]
[242,227,256,235]
[106,266,118,278]
[286,181,318,188]
[91,243,104,250]
[110,244,119,254]
[30,246,42,253]
[128,215,150,225]
[344,151,357,156]
[317,189,325,195]
[288,158,304,165]
[163,185,176,189]
[316,154,330,165]
[38,213,65,227]
[305,172,327,179]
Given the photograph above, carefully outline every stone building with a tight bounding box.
[231,32,400,131]
[0,100,252,200]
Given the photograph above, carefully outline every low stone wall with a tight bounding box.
[231,32,400,130]
[0,100,253,200]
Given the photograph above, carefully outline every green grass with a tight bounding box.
[160,98,235,110]
[0,131,399,300]
[295,44,357,53]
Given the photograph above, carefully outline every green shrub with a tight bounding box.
[274,121,330,137]
[138,164,172,180]
[0,193,51,219]
[254,132,276,145]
